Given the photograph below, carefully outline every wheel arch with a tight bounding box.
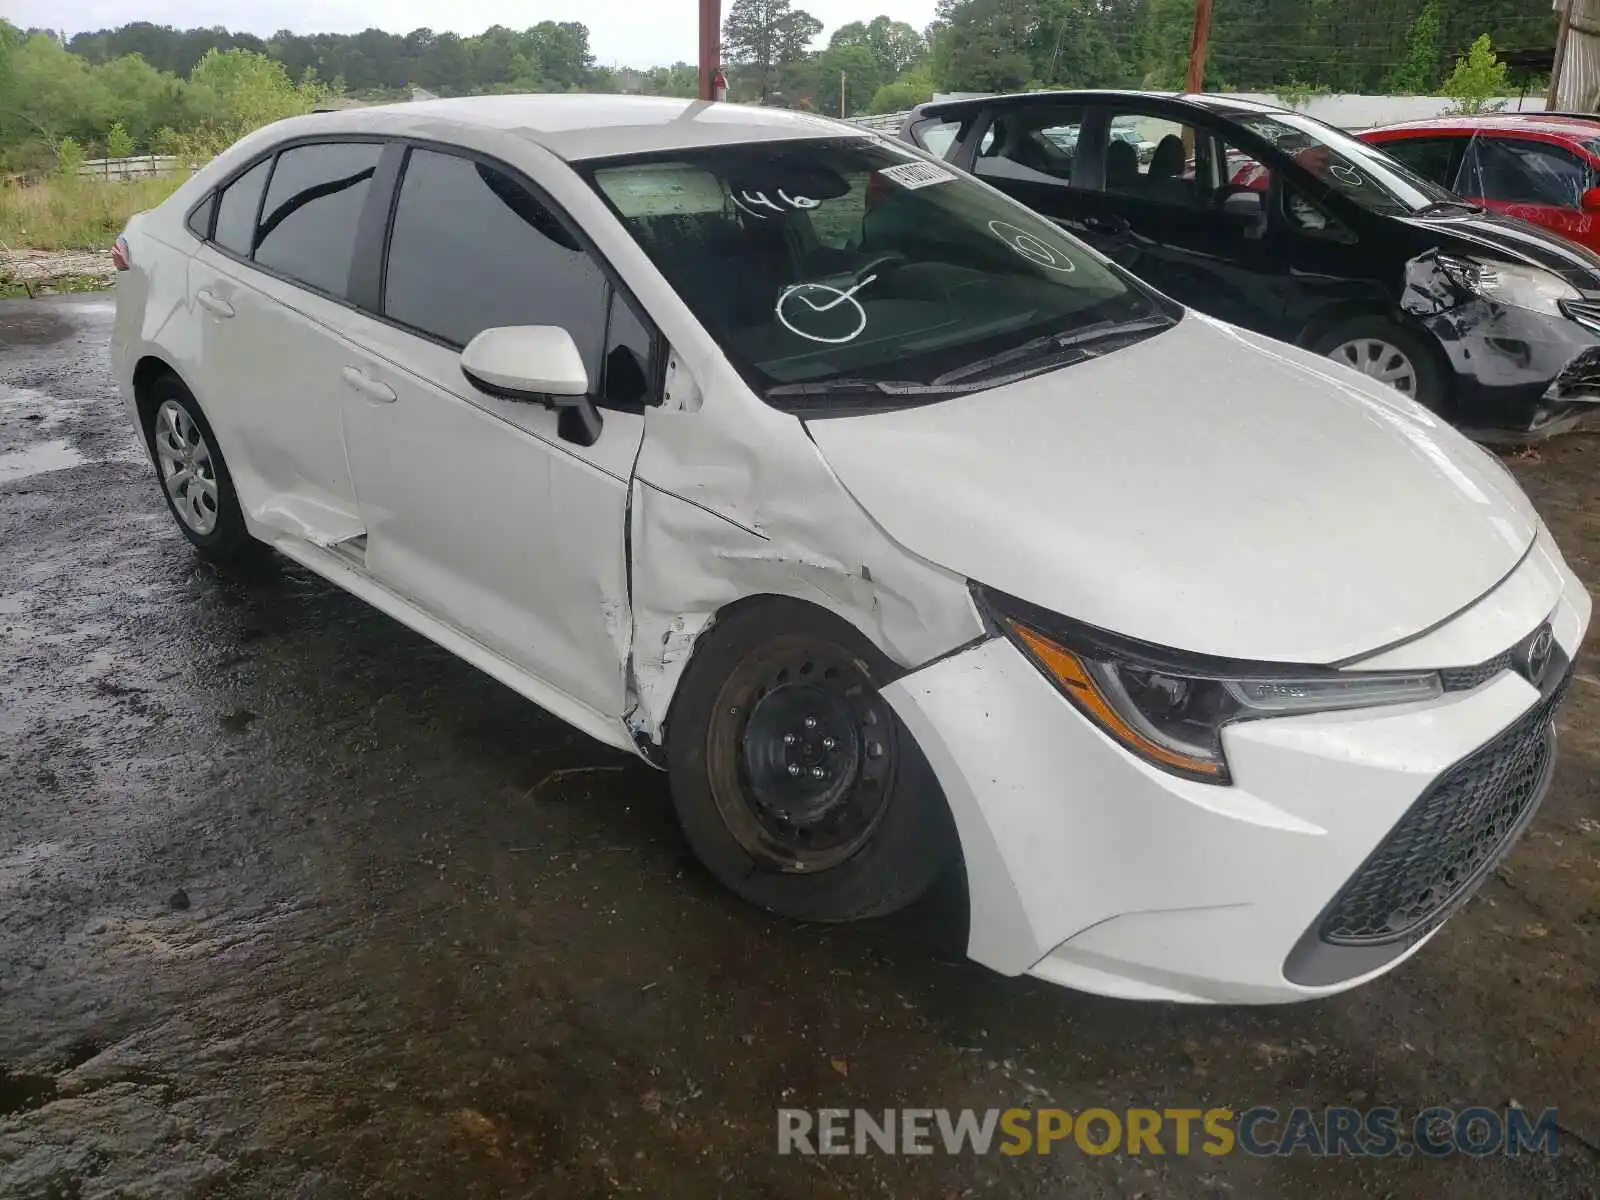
[131,354,198,443]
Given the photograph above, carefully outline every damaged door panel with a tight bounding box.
[624,355,985,746]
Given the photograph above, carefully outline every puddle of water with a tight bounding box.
[0,438,87,482]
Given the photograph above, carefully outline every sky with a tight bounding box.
[4,0,941,69]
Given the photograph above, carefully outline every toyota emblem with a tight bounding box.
[1518,624,1555,685]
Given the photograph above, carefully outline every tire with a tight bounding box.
[1312,316,1447,412]
[665,598,957,923]
[142,374,260,563]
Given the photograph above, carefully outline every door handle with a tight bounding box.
[341,365,396,403]
[195,289,234,318]
[1084,215,1130,237]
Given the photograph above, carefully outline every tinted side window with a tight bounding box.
[213,158,269,256]
[601,293,656,407]
[912,117,961,160]
[254,142,382,297]
[1460,136,1591,207]
[974,106,1086,187]
[1376,136,1463,187]
[383,148,608,378]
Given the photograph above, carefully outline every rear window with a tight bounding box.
[213,158,269,256]
[254,142,382,298]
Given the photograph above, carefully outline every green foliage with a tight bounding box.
[723,0,824,101]
[56,136,85,177]
[0,172,186,250]
[1388,0,1443,94]
[931,0,1037,94]
[1441,33,1508,114]
[868,64,936,113]
[1275,80,1331,110]
[105,121,135,157]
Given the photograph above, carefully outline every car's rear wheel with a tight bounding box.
[666,599,956,922]
[143,374,259,562]
[1314,317,1446,411]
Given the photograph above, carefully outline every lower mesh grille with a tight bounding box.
[1318,670,1570,946]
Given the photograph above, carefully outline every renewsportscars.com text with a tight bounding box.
[777,1106,1560,1158]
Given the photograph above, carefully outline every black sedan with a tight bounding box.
[899,91,1600,441]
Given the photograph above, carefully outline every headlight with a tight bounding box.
[1436,254,1579,316]
[978,587,1442,785]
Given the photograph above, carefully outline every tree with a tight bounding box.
[185,48,325,149]
[723,0,822,102]
[868,63,935,113]
[931,0,1037,93]
[1440,33,1508,115]
[105,120,134,156]
[1388,0,1442,95]
[829,17,926,80]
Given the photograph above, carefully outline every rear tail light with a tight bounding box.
[112,236,131,271]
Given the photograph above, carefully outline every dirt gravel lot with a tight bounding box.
[2,294,1599,1199]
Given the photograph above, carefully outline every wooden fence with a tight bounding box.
[74,155,190,181]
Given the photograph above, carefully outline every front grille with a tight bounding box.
[1440,649,1513,692]
[1318,669,1571,946]
[1561,298,1600,338]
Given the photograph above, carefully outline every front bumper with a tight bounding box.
[883,543,1590,1004]
[1420,299,1600,440]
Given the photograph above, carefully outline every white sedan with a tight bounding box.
[112,95,1590,1004]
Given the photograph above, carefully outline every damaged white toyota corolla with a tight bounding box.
[113,96,1590,1003]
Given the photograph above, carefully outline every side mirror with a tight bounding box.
[460,325,603,446]
[1581,186,1600,212]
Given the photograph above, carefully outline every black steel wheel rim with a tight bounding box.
[706,639,897,873]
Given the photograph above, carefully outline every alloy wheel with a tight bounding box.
[152,398,220,535]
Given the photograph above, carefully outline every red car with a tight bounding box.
[1360,113,1600,253]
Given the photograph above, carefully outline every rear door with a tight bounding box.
[187,139,384,544]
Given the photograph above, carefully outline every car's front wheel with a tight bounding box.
[666,599,956,922]
[1313,316,1446,411]
[143,373,259,562]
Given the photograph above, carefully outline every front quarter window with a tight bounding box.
[585,139,1171,410]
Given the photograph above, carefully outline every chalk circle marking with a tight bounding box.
[987,220,1076,273]
[776,283,869,345]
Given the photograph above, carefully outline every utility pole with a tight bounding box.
[1549,0,1575,108]
[840,70,847,117]
[1185,0,1215,94]
[698,0,721,101]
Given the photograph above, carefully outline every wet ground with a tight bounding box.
[2,293,1599,1199]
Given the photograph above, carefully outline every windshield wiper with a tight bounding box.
[1415,199,1484,216]
[932,314,1177,386]
[765,378,976,399]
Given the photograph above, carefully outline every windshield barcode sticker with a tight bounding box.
[878,161,955,190]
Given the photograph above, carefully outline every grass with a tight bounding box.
[0,174,188,251]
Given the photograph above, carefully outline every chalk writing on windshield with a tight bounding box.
[986,220,1077,273]
[731,189,820,219]
[774,273,879,344]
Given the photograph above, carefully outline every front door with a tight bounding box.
[334,145,652,720]
[1455,133,1600,253]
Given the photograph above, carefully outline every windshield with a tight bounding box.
[1226,111,1461,214]
[583,138,1171,410]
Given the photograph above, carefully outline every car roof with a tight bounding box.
[912,89,1297,119]
[249,94,868,162]
[1364,112,1600,140]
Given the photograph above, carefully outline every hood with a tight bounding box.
[1407,210,1600,289]
[807,315,1539,664]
